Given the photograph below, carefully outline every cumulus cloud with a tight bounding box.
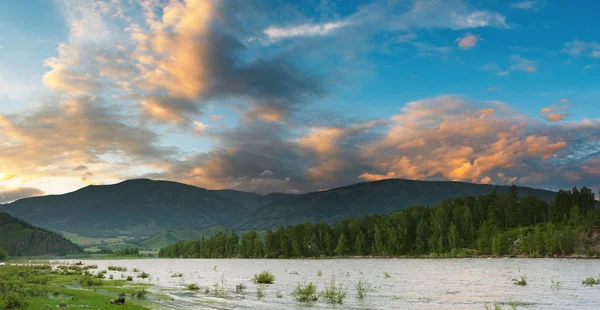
[360,96,597,188]
[0,97,172,188]
[540,100,571,122]
[456,34,479,50]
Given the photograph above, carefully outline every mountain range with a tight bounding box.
[1,178,557,239]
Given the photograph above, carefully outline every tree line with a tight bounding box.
[159,186,599,258]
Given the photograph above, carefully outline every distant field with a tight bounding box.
[59,231,143,246]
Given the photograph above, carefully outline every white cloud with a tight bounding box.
[510,1,544,11]
[583,64,595,70]
[510,55,537,72]
[562,40,600,58]
[264,21,352,41]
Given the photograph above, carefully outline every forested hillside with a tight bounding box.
[159,186,599,258]
[0,212,80,256]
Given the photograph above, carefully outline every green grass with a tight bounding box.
[0,264,158,309]
[253,271,275,284]
[384,271,391,278]
[291,282,320,302]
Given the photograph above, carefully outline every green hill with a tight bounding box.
[0,212,80,256]
[139,225,263,250]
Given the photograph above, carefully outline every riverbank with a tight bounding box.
[0,262,171,309]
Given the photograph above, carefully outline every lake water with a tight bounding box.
[64,258,600,309]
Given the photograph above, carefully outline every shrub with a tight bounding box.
[292,282,320,302]
[322,278,347,304]
[138,272,150,279]
[78,276,103,287]
[133,289,148,299]
[3,293,27,310]
[126,276,133,281]
[253,271,275,284]
[0,248,8,261]
[355,279,371,299]
[96,270,107,279]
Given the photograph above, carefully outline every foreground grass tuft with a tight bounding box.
[292,282,320,302]
[253,271,275,284]
[355,279,371,299]
[322,278,347,304]
[257,284,265,299]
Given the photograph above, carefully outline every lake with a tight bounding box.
[63,258,600,309]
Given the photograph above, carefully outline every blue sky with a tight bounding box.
[0,0,598,201]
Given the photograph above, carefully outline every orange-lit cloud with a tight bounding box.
[456,33,479,49]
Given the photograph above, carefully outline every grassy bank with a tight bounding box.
[0,263,166,309]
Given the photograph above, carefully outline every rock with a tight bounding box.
[59,301,67,307]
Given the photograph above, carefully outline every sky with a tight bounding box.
[0,0,599,203]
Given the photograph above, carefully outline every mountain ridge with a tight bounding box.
[1,178,558,238]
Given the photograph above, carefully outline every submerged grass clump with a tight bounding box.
[253,271,275,284]
[107,266,127,272]
[292,282,320,302]
[138,271,150,279]
[384,271,391,278]
[512,275,527,286]
[322,278,347,304]
[355,279,371,299]
[257,284,265,299]
[582,276,600,286]
[185,283,200,291]
[235,283,247,293]
[171,272,184,278]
